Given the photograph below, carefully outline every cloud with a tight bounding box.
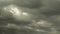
[0,0,60,34]
[13,0,42,8]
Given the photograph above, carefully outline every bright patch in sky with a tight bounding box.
[22,12,28,16]
[10,6,21,16]
[3,4,32,21]
[3,5,29,16]
[3,5,22,16]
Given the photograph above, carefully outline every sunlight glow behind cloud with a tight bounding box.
[3,5,22,16]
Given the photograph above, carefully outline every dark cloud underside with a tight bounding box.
[0,0,60,34]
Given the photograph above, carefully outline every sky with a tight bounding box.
[0,0,60,34]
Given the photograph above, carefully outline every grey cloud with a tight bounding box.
[0,0,60,34]
[13,0,42,8]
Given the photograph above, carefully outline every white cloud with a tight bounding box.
[31,20,52,27]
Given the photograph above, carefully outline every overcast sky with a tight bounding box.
[0,0,60,34]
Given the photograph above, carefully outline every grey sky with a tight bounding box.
[0,0,60,34]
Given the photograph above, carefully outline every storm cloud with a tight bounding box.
[0,0,60,34]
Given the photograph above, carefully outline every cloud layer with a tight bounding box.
[0,0,60,34]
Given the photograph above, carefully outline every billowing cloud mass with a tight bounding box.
[0,0,60,34]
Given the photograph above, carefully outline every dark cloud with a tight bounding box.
[0,0,60,34]
[0,0,13,7]
[13,0,42,8]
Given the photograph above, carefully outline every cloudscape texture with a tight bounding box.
[0,0,60,34]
